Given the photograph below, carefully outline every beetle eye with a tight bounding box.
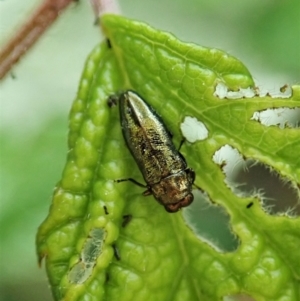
[181,194,194,207]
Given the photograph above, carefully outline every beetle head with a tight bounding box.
[164,193,194,212]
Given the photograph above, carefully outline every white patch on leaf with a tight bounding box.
[68,228,106,284]
[251,107,300,128]
[214,82,293,99]
[214,82,256,99]
[180,116,208,143]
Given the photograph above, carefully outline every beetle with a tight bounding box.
[109,90,195,212]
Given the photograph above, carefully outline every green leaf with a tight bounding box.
[36,14,300,301]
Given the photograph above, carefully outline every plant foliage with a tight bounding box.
[36,15,300,301]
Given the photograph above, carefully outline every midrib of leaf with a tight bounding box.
[166,214,191,300]
[109,38,131,88]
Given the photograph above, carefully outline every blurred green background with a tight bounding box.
[0,0,299,300]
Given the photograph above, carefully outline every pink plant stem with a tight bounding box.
[89,0,120,17]
[0,0,74,80]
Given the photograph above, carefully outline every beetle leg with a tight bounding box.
[115,178,147,188]
[178,138,186,151]
[142,188,153,196]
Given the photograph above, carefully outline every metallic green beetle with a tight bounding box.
[110,90,195,212]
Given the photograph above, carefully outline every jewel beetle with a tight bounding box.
[109,90,195,212]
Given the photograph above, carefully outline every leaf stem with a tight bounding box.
[0,0,75,80]
[0,0,121,80]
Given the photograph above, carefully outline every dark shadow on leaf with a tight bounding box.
[223,294,257,301]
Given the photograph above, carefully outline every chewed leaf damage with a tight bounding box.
[214,82,293,99]
[213,145,300,216]
[251,107,300,129]
[183,190,239,252]
[180,116,209,143]
[68,228,106,284]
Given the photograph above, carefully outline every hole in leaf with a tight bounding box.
[223,294,257,301]
[182,190,239,252]
[214,82,293,99]
[180,116,208,143]
[213,145,300,216]
[255,83,293,98]
[251,107,300,128]
[214,82,256,99]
